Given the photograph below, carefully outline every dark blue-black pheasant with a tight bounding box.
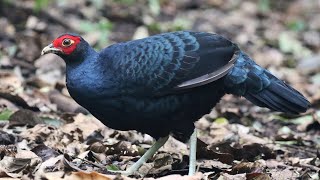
[41,31,310,176]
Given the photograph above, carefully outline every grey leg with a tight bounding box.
[109,135,169,176]
[188,128,197,175]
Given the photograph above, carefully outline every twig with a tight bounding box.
[299,162,320,171]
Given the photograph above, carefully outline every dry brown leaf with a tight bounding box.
[198,140,234,164]
[89,141,140,156]
[72,171,112,180]
[85,130,104,145]
[162,136,188,155]
[0,98,19,111]
[35,155,64,178]
[0,131,15,145]
[246,172,271,180]
[42,171,116,180]
[15,149,39,159]
[0,71,23,91]
[61,114,105,140]
[31,144,60,161]
[198,159,231,169]
[230,160,266,175]
[43,171,203,180]
[219,173,246,180]
[0,156,31,178]
[269,168,299,180]
[0,145,17,157]
[207,141,275,162]
[153,173,203,180]
[9,109,44,127]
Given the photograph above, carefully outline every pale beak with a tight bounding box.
[41,43,63,55]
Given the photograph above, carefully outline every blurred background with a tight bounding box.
[0,0,319,104]
[0,0,320,179]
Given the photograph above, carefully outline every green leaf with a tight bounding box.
[34,0,49,12]
[171,18,192,31]
[287,20,305,32]
[258,0,270,13]
[0,109,13,121]
[147,23,161,33]
[148,0,160,16]
[279,32,311,58]
[98,19,113,31]
[106,164,119,171]
[214,117,228,124]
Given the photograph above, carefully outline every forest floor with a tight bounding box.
[0,0,320,179]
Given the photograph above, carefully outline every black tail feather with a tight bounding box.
[225,51,310,114]
[245,77,310,114]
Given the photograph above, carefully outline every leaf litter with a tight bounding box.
[0,0,320,179]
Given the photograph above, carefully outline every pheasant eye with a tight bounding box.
[62,38,74,47]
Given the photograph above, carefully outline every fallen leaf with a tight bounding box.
[0,91,38,111]
[198,159,231,170]
[49,90,88,114]
[0,71,22,91]
[0,130,15,145]
[0,109,14,121]
[218,173,246,180]
[31,144,60,161]
[85,130,104,145]
[242,143,276,161]
[34,155,64,178]
[197,140,234,164]
[230,161,266,174]
[106,164,119,171]
[0,145,17,157]
[63,154,83,172]
[72,171,112,180]
[43,171,113,180]
[153,153,174,169]
[8,109,44,127]
[0,156,31,178]
[151,173,203,180]
[89,141,140,157]
[61,114,105,140]
[208,142,275,162]
[246,172,271,180]
[269,168,299,179]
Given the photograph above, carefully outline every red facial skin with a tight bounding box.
[52,35,81,55]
